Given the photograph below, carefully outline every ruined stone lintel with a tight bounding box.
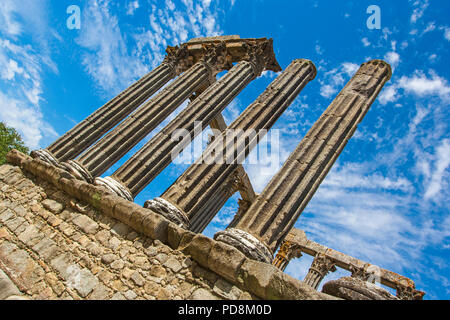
[304,254,337,290]
[30,149,62,168]
[60,160,94,184]
[94,176,133,202]
[214,228,273,264]
[144,197,190,229]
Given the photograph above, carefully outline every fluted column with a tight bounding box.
[31,45,192,165]
[96,41,278,202]
[304,254,337,290]
[273,241,303,272]
[215,60,391,263]
[61,43,231,185]
[189,169,242,233]
[143,59,316,230]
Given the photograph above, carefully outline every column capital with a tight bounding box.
[396,285,425,300]
[199,41,233,80]
[310,253,337,277]
[349,264,375,283]
[163,44,193,76]
[214,228,273,264]
[281,240,303,261]
[241,39,279,78]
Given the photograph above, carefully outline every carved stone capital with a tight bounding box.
[144,197,190,229]
[241,39,278,78]
[163,44,193,76]
[310,253,337,277]
[94,176,133,202]
[281,241,303,261]
[60,160,94,183]
[396,285,425,300]
[30,149,62,168]
[199,42,232,80]
[349,264,374,283]
[214,228,273,264]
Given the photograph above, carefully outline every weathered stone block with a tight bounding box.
[190,288,220,300]
[167,223,195,250]
[112,200,135,224]
[0,269,21,300]
[237,259,276,299]
[186,235,214,268]
[72,214,99,234]
[208,241,246,283]
[141,211,169,243]
[42,199,65,214]
[163,256,183,273]
[32,238,60,260]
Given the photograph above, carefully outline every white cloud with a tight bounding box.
[126,0,139,15]
[0,0,58,149]
[319,62,359,99]
[384,51,401,68]
[398,71,450,99]
[76,0,149,95]
[361,37,371,47]
[379,85,398,105]
[424,139,450,200]
[77,0,225,95]
[410,0,429,24]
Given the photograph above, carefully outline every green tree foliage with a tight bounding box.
[0,122,29,165]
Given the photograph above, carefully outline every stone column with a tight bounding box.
[188,169,243,233]
[144,59,316,230]
[215,60,391,263]
[304,254,337,290]
[61,43,231,185]
[96,41,278,201]
[31,45,192,165]
[273,241,303,272]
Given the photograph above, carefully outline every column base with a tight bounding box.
[94,177,133,202]
[60,160,94,183]
[144,197,190,229]
[214,228,273,264]
[30,149,61,168]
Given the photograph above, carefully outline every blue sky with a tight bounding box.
[0,0,449,299]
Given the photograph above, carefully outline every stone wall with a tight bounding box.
[0,150,336,300]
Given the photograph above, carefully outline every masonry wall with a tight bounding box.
[0,150,336,300]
